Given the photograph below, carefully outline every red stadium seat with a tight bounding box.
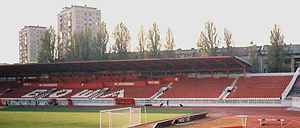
[227,76,293,98]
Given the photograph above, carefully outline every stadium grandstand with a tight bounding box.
[0,56,299,107]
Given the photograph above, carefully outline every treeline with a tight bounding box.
[38,21,289,72]
[37,22,176,63]
[38,21,238,63]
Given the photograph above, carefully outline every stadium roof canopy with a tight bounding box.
[0,56,251,77]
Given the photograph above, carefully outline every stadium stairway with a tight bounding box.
[0,88,12,95]
[0,82,18,96]
[230,77,239,87]
[149,82,173,100]
[37,88,57,99]
[218,77,239,100]
[89,88,109,99]
[1,87,37,98]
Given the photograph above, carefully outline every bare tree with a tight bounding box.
[147,23,161,58]
[223,28,235,56]
[266,24,288,72]
[92,21,109,60]
[164,27,175,58]
[112,22,131,59]
[196,21,219,56]
[137,25,146,59]
[38,26,60,63]
[65,27,93,61]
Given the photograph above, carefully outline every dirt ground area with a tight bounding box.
[135,106,300,128]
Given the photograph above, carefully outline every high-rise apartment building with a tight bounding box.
[19,26,47,64]
[58,5,101,45]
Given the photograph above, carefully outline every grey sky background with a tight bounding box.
[0,0,299,64]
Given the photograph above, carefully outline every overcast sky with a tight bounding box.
[0,0,300,63]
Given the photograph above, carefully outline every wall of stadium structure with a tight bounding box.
[1,70,300,107]
[292,97,300,108]
[281,68,300,100]
[136,98,289,107]
[195,72,295,79]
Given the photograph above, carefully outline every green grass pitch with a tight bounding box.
[0,107,205,128]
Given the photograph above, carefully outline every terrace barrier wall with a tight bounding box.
[0,98,291,107]
[134,98,287,107]
[153,112,208,128]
